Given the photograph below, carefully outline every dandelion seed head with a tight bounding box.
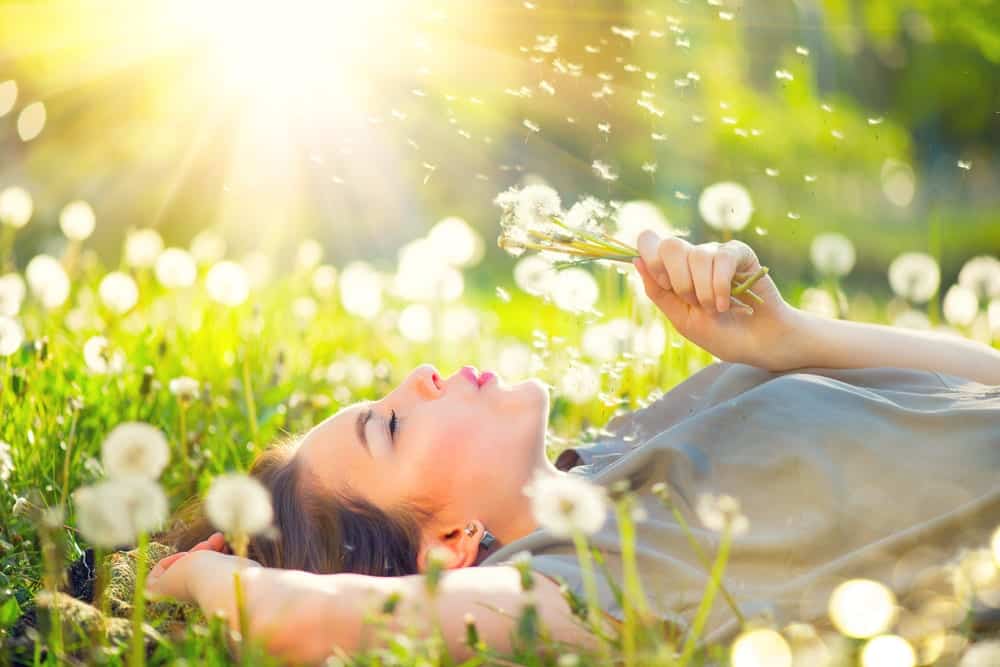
[861,635,915,667]
[295,240,324,272]
[881,159,915,207]
[98,271,139,314]
[340,261,383,319]
[0,441,13,481]
[74,476,168,548]
[101,421,170,480]
[241,251,274,288]
[205,473,274,538]
[312,265,338,297]
[524,472,608,537]
[169,376,200,402]
[551,267,599,314]
[125,229,164,268]
[731,628,792,667]
[957,256,1000,299]
[828,579,897,638]
[59,201,96,241]
[810,233,856,278]
[25,254,70,309]
[888,252,940,304]
[205,260,250,307]
[0,273,26,316]
[942,285,979,327]
[83,336,124,374]
[155,248,197,289]
[427,217,484,267]
[190,229,227,265]
[559,362,600,403]
[961,641,1000,667]
[398,303,434,342]
[696,492,749,535]
[0,316,24,356]
[0,187,33,228]
[698,182,754,232]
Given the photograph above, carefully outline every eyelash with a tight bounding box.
[388,410,398,440]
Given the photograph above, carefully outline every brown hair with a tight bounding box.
[159,435,444,577]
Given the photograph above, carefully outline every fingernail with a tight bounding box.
[717,298,727,312]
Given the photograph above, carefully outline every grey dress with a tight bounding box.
[479,362,1000,644]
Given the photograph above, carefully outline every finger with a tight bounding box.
[635,257,689,323]
[192,532,227,553]
[713,246,738,313]
[659,237,698,307]
[636,230,672,291]
[151,551,189,577]
[688,244,718,311]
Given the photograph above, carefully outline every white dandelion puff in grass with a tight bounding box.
[0,186,33,228]
[311,265,338,297]
[559,362,601,404]
[523,472,608,537]
[698,182,754,232]
[101,421,170,480]
[551,267,599,313]
[205,473,275,538]
[125,229,164,269]
[0,273,26,316]
[0,441,13,481]
[59,201,96,241]
[957,256,1000,299]
[25,254,70,309]
[155,248,197,289]
[73,476,168,548]
[809,233,856,278]
[0,80,15,117]
[0,316,24,356]
[205,260,250,307]
[942,285,979,327]
[295,239,324,272]
[695,492,749,536]
[427,217,484,268]
[98,271,139,314]
[339,261,383,319]
[83,336,125,375]
[168,376,200,402]
[513,255,557,297]
[828,578,898,638]
[189,229,227,265]
[17,101,46,141]
[888,252,940,304]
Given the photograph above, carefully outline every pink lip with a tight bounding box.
[477,371,496,387]
[460,366,479,387]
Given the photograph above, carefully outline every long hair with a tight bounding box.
[158,436,444,577]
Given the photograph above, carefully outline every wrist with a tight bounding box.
[762,306,816,372]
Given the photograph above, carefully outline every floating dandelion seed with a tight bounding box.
[765,168,780,177]
[957,160,972,171]
[495,286,511,302]
[0,186,33,228]
[828,579,898,638]
[205,473,274,539]
[155,248,197,288]
[674,191,690,200]
[125,229,164,268]
[17,102,46,141]
[539,80,555,95]
[0,316,24,356]
[0,273,26,316]
[641,162,658,175]
[719,11,735,20]
[821,103,833,112]
[523,119,541,133]
[74,477,168,548]
[787,212,801,220]
[731,629,792,667]
[98,271,139,314]
[889,252,940,304]
[651,132,668,141]
[591,160,618,181]
[804,174,818,183]
[775,69,794,81]
[796,45,810,56]
[0,80,16,117]
[755,226,768,236]
[524,473,608,537]
[868,117,885,126]
[59,201,96,241]
[101,421,170,480]
[611,26,639,41]
[698,182,754,232]
[831,129,845,140]
[597,122,611,134]
[810,233,856,277]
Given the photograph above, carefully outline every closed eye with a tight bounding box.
[389,409,398,441]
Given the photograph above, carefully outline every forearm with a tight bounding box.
[778,308,1000,385]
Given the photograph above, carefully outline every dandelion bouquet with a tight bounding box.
[494,184,769,307]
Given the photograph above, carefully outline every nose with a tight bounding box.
[406,364,442,397]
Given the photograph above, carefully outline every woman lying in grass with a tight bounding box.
[148,229,1000,664]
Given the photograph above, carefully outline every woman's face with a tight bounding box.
[296,363,551,539]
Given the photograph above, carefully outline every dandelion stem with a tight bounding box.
[129,531,149,667]
[58,407,80,509]
[676,525,734,667]
[233,570,251,667]
[570,530,613,664]
[614,496,651,667]
[240,349,258,447]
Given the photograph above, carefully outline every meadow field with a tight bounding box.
[1,0,999,665]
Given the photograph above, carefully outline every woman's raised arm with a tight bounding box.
[147,550,614,665]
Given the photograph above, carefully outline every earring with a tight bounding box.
[479,529,496,551]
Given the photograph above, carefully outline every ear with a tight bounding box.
[416,520,484,573]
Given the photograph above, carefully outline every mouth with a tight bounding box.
[458,366,498,389]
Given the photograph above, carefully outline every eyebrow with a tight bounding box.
[355,405,374,458]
